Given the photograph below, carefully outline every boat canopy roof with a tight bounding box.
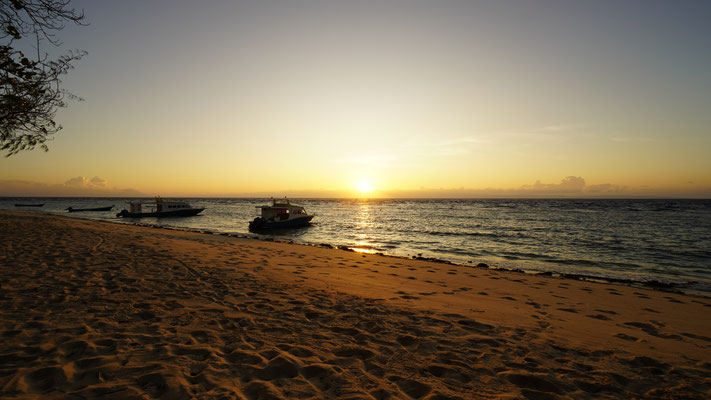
[256,198,303,209]
[129,196,192,206]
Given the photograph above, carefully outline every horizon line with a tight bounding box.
[2,195,710,200]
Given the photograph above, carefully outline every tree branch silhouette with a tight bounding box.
[1,0,87,156]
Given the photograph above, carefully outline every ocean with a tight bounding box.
[3,197,710,294]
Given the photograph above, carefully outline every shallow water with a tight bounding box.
[3,197,710,293]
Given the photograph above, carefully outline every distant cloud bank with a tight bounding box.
[0,177,143,197]
[1,176,708,198]
[381,176,710,199]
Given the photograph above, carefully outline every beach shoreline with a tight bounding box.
[1,210,710,399]
[27,205,709,297]
[4,198,710,295]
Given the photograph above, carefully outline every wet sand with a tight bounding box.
[1,210,710,399]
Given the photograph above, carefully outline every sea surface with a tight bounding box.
[3,197,710,294]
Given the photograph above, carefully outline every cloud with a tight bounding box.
[404,135,491,157]
[381,176,636,198]
[64,176,110,189]
[523,176,587,194]
[0,177,144,197]
[337,150,399,167]
[90,176,108,187]
[338,124,583,169]
[611,136,657,143]
[338,134,490,168]
[501,124,587,142]
[64,176,90,188]
[585,183,626,194]
[538,124,585,133]
[381,176,710,198]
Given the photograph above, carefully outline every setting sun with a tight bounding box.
[356,179,374,195]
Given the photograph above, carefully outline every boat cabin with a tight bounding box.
[128,197,192,213]
[257,199,308,221]
[157,201,191,212]
[249,197,313,230]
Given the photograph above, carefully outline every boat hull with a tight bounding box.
[67,206,114,212]
[117,208,205,218]
[249,215,313,231]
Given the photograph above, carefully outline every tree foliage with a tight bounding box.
[1,0,86,156]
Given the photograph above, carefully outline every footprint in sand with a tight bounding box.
[426,364,472,383]
[302,363,341,391]
[615,333,639,342]
[503,372,564,396]
[664,297,686,304]
[585,314,612,321]
[526,301,541,309]
[681,332,711,343]
[622,322,683,340]
[388,375,432,399]
[24,367,68,392]
[557,307,579,313]
[623,355,671,373]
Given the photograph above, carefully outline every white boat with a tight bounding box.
[249,198,314,230]
[116,197,205,218]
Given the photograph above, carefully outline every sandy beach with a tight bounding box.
[0,211,709,399]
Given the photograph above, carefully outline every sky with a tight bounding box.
[1,0,710,198]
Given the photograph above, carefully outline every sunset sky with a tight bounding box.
[1,0,710,198]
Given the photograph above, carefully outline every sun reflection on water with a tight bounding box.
[352,201,378,253]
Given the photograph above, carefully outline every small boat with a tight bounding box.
[67,205,114,212]
[15,203,44,207]
[116,197,204,218]
[249,198,314,231]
